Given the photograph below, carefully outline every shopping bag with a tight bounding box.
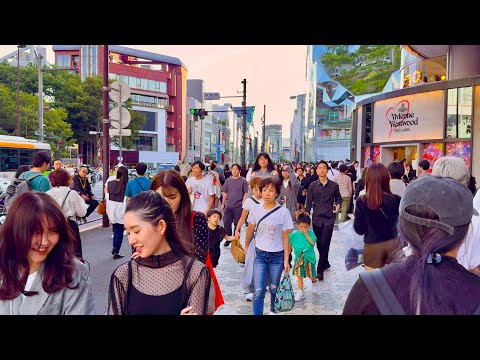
[97,199,106,215]
[345,247,364,271]
[274,272,295,312]
[338,218,364,249]
[231,239,245,264]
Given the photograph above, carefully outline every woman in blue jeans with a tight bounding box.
[245,177,294,315]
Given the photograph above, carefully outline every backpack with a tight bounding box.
[4,173,43,211]
[359,269,480,315]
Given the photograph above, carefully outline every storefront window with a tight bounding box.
[446,141,471,168]
[363,146,371,167]
[446,87,472,139]
[364,104,372,144]
[422,143,443,170]
[373,146,380,164]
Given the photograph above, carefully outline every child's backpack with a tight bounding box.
[274,272,295,312]
[4,173,42,211]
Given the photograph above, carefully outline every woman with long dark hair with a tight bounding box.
[107,191,210,315]
[150,170,206,262]
[151,170,224,314]
[0,192,94,314]
[344,176,480,315]
[353,163,401,270]
[250,152,278,181]
[106,166,129,259]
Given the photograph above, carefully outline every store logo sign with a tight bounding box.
[386,99,418,138]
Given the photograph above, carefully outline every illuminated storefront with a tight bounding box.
[351,77,480,179]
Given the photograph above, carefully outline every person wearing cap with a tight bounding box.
[431,156,480,275]
[344,175,480,315]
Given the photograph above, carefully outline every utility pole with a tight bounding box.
[241,79,247,165]
[102,45,110,228]
[38,54,43,142]
[261,104,266,152]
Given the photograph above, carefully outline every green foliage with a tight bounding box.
[320,45,401,95]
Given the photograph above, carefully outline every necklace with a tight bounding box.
[79,177,87,189]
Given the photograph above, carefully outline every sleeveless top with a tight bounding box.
[125,258,194,315]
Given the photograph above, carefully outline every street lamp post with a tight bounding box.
[16,45,26,136]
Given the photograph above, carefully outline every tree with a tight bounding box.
[43,107,74,158]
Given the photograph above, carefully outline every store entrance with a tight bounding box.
[380,145,418,169]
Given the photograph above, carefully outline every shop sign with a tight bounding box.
[373,91,444,143]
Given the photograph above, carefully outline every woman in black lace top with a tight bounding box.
[107,191,210,315]
[150,170,209,263]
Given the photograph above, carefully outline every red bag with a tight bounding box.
[205,250,225,315]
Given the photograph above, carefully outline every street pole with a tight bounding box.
[16,46,21,136]
[38,54,43,142]
[119,84,122,163]
[241,79,247,165]
[102,45,110,228]
[262,105,266,152]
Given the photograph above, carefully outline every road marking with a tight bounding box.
[79,222,103,233]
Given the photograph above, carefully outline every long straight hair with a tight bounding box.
[0,192,77,300]
[364,163,392,210]
[252,152,274,172]
[150,170,193,250]
[398,204,469,314]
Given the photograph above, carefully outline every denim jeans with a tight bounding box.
[252,248,285,315]
[112,223,124,254]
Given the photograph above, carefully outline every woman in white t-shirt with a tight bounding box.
[245,177,294,315]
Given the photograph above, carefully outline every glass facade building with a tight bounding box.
[305,46,355,162]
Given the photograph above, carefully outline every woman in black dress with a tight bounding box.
[107,191,210,315]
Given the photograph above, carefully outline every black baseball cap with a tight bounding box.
[400,176,478,235]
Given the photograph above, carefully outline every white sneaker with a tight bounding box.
[312,281,320,295]
[268,311,277,315]
[111,234,114,238]
[294,290,306,301]
[245,293,254,301]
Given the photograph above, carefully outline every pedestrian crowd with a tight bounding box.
[0,152,478,315]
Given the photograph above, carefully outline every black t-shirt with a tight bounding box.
[208,225,226,249]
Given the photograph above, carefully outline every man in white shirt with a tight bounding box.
[326,161,340,181]
[387,161,407,197]
[186,161,215,215]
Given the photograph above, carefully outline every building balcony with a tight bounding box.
[166,121,175,128]
[166,104,174,113]
[166,137,175,145]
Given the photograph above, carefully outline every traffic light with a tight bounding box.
[190,108,208,120]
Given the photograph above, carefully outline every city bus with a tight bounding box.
[0,135,51,182]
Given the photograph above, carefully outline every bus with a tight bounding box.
[0,135,51,182]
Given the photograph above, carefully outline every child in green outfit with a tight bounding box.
[289,213,320,301]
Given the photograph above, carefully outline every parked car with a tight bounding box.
[148,164,176,179]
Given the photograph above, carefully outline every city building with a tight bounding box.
[52,45,187,168]
[289,94,306,162]
[265,124,282,163]
[305,46,355,162]
[351,45,480,181]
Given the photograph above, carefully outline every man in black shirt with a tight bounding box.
[305,160,342,280]
[72,165,99,222]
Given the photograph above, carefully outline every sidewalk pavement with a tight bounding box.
[81,219,362,315]
[213,224,362,315]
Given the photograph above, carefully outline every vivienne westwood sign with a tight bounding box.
[373,90,444,143]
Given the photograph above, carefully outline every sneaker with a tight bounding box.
[268,311,277,315]
[294,290,305,301]
[245,293,254,301]
[123,230,127,236]
[316,271,324,281]
[111,234,114,238]
[312,281,320,295]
